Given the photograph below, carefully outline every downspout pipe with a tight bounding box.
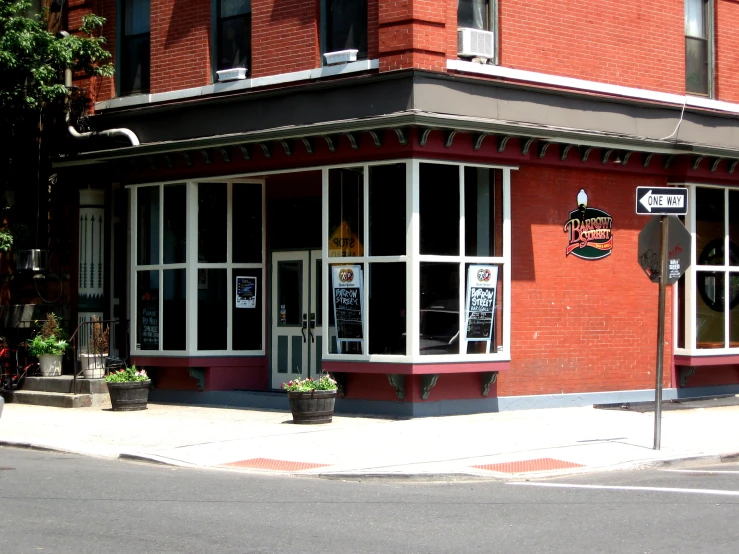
[61,49,140,146]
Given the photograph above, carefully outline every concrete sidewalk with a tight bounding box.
[1,399,738,479]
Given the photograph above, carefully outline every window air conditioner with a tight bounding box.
[457,28,495,60]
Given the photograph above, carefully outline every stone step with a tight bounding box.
[22,376,108,395]
[8,390,96,409]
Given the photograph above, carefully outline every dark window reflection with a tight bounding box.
[325,0,367,58]
[328,168,364,258]
[163,269,186,350]
[198,269,227,350]
[137,270,159,350]
[419,263,459,355]
[233,184,263,263]
[369,263,406,354]
[369,164,406,256]
[420,164,459,256]
[137,186,159,265]
[198,183,227,263]
[163,185,186,264]
[233,269,263,350]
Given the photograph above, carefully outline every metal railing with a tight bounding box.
[69,319,129,394]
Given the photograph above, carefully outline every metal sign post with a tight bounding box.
[635,186,689,451]
[653,215,669,450]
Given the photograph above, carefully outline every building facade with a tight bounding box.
[56,0,739,415]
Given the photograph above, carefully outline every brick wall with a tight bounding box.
[498,0,685,95]
[150,0,211,93]
[500,165,674,397]
[715,0,739,103]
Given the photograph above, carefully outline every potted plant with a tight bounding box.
[104,365,151,411]
[282,372,338,424]
[80,315,109,379]
[27,313,68,376]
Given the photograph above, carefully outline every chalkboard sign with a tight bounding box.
[466,287,495,339]
[464,266,498,349]
[331,265,364,352]
[141,304,159,348]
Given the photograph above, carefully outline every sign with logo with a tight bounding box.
[564,189,614,260]
[331,264,364,353]
[328,221,364,257]
[463,265,499,351]
[636,187,688,215]
[638,215,692,284]
[140,304,159,349]
[235,276,257,309]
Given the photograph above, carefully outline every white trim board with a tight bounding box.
[96,60,380,111]
[448,59,739,116]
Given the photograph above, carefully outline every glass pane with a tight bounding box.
[419,263,460,355]
[124,0,150,35]
[137,186,159,265]
[328,167,364,258]
[233,184,263,263]
[369,263,406,355]
[458,0,488,30]
[464,263,502,354]
[278,261,302,326]
[686,37,708,95]
[420,163,459,256]
[677,274,686,349]
[221,0,251,18]
[685,0,706,38]
[121,34,150,95]
[730,191,739,267]
[163,185,187,264]
[465,167,502,257]
[696,271,725,348]
[217,14,251,70]
[233,269,262,350]
[731,273,739,348]
[696,187,724,266]
[327,263,364,354]
[136,270,159,350]
[163,269,186,350]
[197,269,227,350]
[198,183,227,263]
[369,164,406,256]
[326,0,367,56]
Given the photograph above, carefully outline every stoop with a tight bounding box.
[7,376,109,408]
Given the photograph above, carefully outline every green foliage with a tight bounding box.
[27,334,68,356]
[0,229,12,252]
[282,372,338,392]
[27,312,68,356]
[0,0,113,125]
[105,365,149,383]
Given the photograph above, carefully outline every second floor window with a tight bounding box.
[217,0,251,71]
[458,0,489,30]
[120,0,150,95]
[323,0,367,58]
[685,0,711,96]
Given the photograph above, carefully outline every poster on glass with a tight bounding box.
[464,265,498,353]
[331,264,364,354]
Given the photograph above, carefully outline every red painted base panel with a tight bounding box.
[472,458,584,473]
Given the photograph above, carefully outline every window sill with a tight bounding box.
[674,352,739,366]
[97,59,379,111]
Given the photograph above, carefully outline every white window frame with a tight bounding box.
[673,182,739,355]
[129,179,266,357]
[321,158,513,364]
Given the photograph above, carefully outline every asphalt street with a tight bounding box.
[1,447,738,553]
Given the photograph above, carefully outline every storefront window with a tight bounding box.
[419,263,460,355]
[369,263,406,355]
[369,164,406,256]
[328,168,364,258]
[464,166,502,257]
[684,186,739,351]
[133,182,264,355]
[163,185,186,264]
[137,186,159,265]
[420,163,459,255]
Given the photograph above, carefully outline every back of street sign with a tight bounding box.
[637,216,692,284]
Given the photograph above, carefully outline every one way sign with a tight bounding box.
[636,187,688,215]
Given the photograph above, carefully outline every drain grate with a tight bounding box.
[221,458,330,472]
[472,458,584,473]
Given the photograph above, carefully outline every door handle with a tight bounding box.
[308,313,316,343]
[301,314,307,343]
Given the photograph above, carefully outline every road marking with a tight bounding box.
[509,482,739,497]
[661,469,739,475]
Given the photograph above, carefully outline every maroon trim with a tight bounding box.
[321,360,511,375]
[131,356,265,368]
[674,354,739,367]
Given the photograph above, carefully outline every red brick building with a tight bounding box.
[55,0,739,415]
